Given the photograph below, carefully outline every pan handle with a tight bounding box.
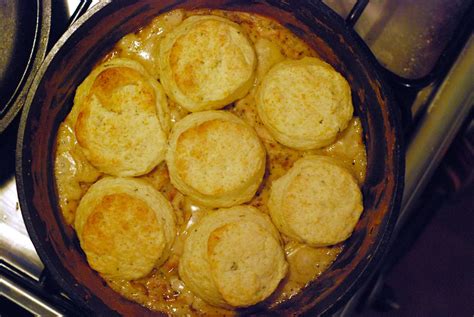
[68,0,93,27]
[345,0,369,27]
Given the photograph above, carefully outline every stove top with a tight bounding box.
[1,1,473,315]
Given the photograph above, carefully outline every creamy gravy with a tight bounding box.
[54,9,366,316]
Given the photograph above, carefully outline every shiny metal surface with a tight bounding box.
[0,272,63,316]
[0,0,51,133]
[65,0,99,16]
[397,34,474,231]
[338,36,474,316]
[324,0,471,79]
[0,176,44,281]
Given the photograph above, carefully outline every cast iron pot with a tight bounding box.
[16,0,404,315]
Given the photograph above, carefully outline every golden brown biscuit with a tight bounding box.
[73,58,170,176]
[268,155,363,246]
[179,205,287,308]
[159,15,256,112]
[75,177,176,280]
[207,221,287,307]
[166,111,266,208]
[256,57,353,150]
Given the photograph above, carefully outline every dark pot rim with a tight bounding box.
[16,1,404,315]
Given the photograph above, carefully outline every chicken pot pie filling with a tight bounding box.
[54,8,367,316]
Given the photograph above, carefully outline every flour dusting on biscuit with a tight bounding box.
[268,155,363,246]
[256,57,353,150]
[75,177,176,280]
[179,205,287,308]
[167,111,266,207]
[208,221,287,307]
[159,15,256,112]
[73,58,170,177]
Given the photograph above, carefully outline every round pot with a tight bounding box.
[16,0,404,315]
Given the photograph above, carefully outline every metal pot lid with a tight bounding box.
[0,0,51,133]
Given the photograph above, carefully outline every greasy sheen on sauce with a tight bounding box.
[54,9,367,316]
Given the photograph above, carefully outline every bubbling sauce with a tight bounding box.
[54,9,367,316]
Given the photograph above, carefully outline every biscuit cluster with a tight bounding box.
[179,205,287,308]
[67,14,363,309]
